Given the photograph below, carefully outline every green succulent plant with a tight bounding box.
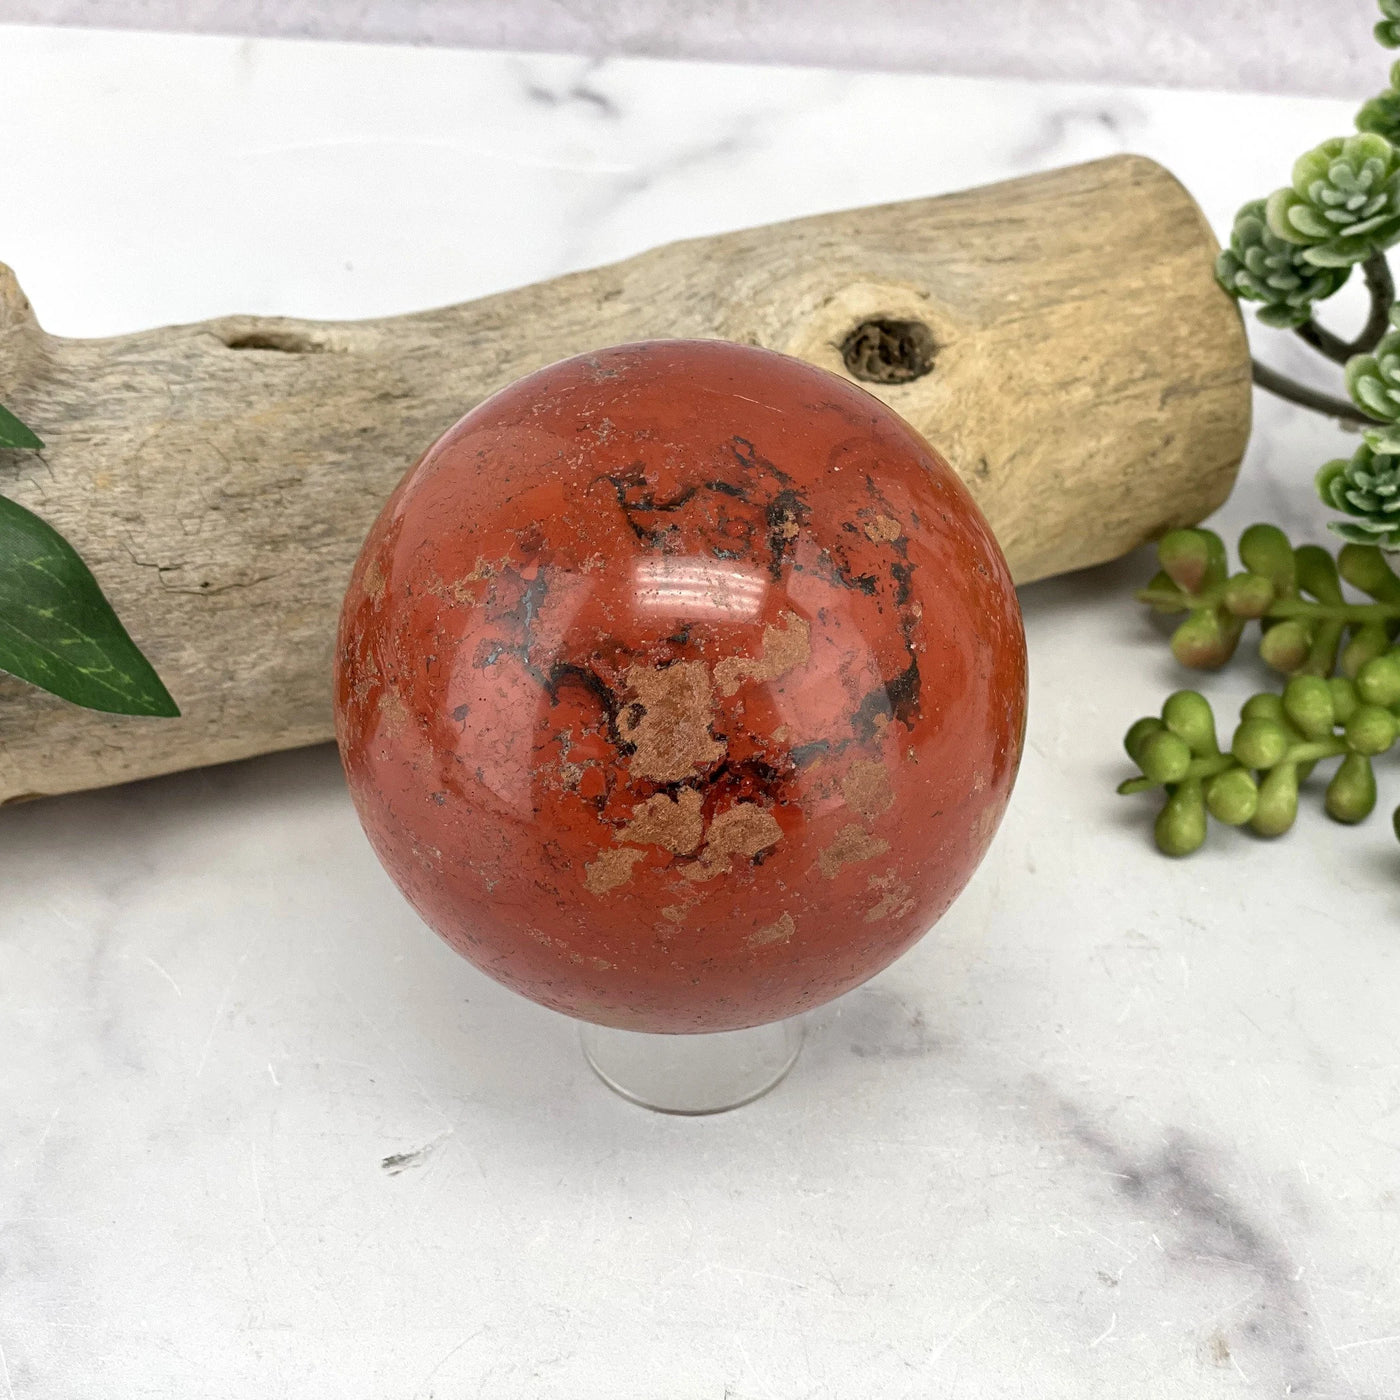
[1358,60,1400,141]
[1317,442,1400,546]
[1343,317,1400,420]
[1215,200,1351,328]
[1266,134,1400,267]
[1379,0,1400,48]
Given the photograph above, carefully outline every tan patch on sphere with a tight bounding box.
[619,788,706,854]
[862,514,903,543]
[362,556,386,602]
[840,759,895,822]
[864,870,916,923]
[584,845,646,896]
[714,611,811,697]
[818,823,891,878]
[684,803,784,881]
[747,912,796,947]
[620,662,725,782]
[377,689,410,738]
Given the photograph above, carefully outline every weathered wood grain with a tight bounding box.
[0,154,1250,802]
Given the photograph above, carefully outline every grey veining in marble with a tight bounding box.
[1,25,1399,1400]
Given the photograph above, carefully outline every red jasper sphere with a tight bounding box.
[335,340,1026,1033]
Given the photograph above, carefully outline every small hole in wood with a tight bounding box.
[219,329,327,354]
[840,319,937,385]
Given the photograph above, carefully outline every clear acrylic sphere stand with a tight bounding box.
[579,1016,806,1114]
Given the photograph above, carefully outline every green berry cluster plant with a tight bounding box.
[1122,525,1400,855]
[1138,525,1400,675]
[1122,672,1400,856]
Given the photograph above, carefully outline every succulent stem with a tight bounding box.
[1135,584,1400,626]
[1294,317,1356,364]
[1250,359,1377,425]
[1117,738,1348,796]
[1254,252,1396,423]
[1117,754,1235,794]
[1291,253,1396,362]
[1355,252,1396,354]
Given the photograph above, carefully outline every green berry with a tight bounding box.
[1171,609,1243,670]
[1337,542,1400,601]
[1238,523,1296,593]
[1241,692,1287,723]
[1125,716,1166,766]
[1232,716,1291,769]
[1283,675,1335,738]
[1222,572,1275,618]
[1342,623,1391,676]
[1326,751,1378,823]
[1139,729,1193,784]
[1156,530,1209,594]
[1356,651,1400,707]
[1155,778,1207,857]
[1295,543,1344,604]
[1259,618,1313,674]
[1157,529,1225,594]
[1346,703,1399,755]
[1328,675,1361,724]
[1205,767,1259,826]
[1252,762,1300,837]
[1162,690,1218,756]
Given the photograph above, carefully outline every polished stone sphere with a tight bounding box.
[335,340,1026,1032]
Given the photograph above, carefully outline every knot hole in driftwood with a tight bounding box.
[840,317,937,385]
[214,324,336,355]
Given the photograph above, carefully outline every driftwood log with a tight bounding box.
[0,154,1250,804]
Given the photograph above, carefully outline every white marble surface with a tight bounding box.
[2,24,1399,1400]
[0,0,1386,100]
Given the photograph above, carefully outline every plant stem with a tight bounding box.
[1286,737,1348,765]
[1117,739,1348,795]
[1355,253,1396,355]
[1294,318,1354,364]
[1135,586,1400,627]
[1250,359,1376,425]
[1291,253,1395,364]
[1118,754,1235,794]
[1268,596,1400,624]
